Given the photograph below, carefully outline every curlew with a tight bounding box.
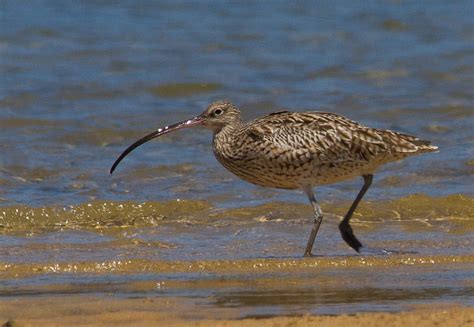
[110,101,438,256]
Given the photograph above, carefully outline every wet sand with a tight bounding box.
[1,253,473,326]
[1,296,473,327]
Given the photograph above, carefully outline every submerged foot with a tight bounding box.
[358,247,418,255]
[358,247,390,255]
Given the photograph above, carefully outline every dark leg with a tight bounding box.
[303,187,323,257]
[339,174,373,252]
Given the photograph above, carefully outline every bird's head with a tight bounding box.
[110,100,241,174]
[199,100,242,133]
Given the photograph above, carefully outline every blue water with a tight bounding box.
[0,0,472,207]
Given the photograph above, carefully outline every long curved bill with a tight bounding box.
[110,116,204,174]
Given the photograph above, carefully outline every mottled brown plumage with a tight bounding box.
[111,100,438,256]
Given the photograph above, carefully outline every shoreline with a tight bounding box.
[1,296,473,327]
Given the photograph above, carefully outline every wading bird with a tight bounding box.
[111,101,438,256]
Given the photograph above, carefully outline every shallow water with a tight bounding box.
[0,0,473,319]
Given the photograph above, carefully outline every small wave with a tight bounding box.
[0,194,472,234]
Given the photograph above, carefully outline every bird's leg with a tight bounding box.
[339,174,373,252]
[303,187,323,257]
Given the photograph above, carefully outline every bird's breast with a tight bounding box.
[211,129,377,189]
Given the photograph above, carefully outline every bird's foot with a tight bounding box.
[358,247,416,255]
[303,252,314,258]
[358,247,390,255]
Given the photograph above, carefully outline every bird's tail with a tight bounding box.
[410,138,439,153]
[392,131,439,154]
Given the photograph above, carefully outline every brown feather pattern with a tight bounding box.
[211,106,437,190]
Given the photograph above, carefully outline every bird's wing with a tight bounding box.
[240,111,393,164]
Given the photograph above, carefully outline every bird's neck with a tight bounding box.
[211,120,243,136]
[212,121,242,149]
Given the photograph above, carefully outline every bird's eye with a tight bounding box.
[214,109,223,116]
